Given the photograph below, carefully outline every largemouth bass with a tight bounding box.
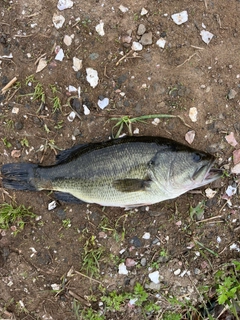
[1,136,222,208]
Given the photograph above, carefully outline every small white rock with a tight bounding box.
[119,5,129,13]
[152,118,160,126]
[95,20,105,36]
[226,185,237,197]
[67,85,77,92]
[171,11,188,25]
[12,107,19,114]
[118,262,128,275]
[141,8,148,16]
[48,201,57,211]
[185,130,195,144]
[98,98,109,110]
[83,104,90,115]
[189,107,198,122]
[174,268,181,276]
[200,30,214,44]
[156,38,166,48]
[131,41,143,51]
[205,188,217,199]
[148,271,160,284]
[217,236,222,243]
[72,57,82,72]
[86,68,99,88]
[63,35,72,46]
[55,48,64,61]
[230,243,240,252]
[57,0,73,11]
[133,128,139,134]
[67,111,76,122]
[51,283,61,291]
[52,13,65,29]
[142,232,150,240]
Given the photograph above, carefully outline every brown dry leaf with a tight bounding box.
[11,149,21,158]
[225,132,238,147]
[185,130,195,144]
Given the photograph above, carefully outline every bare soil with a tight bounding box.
[0,0,240,319]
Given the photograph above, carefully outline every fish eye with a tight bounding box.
[193,153,202,162]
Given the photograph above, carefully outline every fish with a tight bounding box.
[1,136,222,208]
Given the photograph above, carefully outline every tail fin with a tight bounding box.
[1,163,38,191]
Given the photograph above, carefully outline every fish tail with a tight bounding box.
[1,163,38,191]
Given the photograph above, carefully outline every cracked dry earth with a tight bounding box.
[0,0,240,319]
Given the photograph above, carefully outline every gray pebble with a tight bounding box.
[140,257,147,266]
[130,236,142,248]
[15,121,23,130]
[140,32,152,45]
[89,53,99,60]
[137,24,146,36]
[228,88,237,99]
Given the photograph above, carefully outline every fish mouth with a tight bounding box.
[193,159,222,183]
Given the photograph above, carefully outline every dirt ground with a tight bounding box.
[0,0,240,319]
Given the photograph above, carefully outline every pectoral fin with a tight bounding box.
[113,178,151,192]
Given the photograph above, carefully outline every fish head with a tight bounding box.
[151,146,222,197]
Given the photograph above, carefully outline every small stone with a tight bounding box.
[67,111,76,122]
[148,271,160,284]
[171,11,188,25]
[200,30,214,44]
[98,97,109,110]
[63,35,72,46]
[140,32,152,45]
[121,34,132,44]
[15,121,23,130]
[142,232,150,240]
[129,236,142,248]
[156,38,166,48]
[55,48,64,61]
[189,107,198,122]
[52,13,65,29]
[137,24,146,36]
[228,89,237,100]
[125,258,137,267]
[72,57,82,72]
[48,201,57,211]
[140,257,147,266]
[131,41,143,51]
[119,5,128,13]
[174,268,181,276]
[140,8,148,16]
[56,209,66,220]
[83,105,90,115]
[12,107,19,114]
[95,20,105,36]
[118,262,128,275]
[57,0,73,11]
[185,130,195,144]
[145,282,161,290]
[86,68,99,88]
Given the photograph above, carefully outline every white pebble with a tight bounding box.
[67,111,76,122]
[86,68,99,88]
[141,8,148,16]
[156,38,166,48]
[118,262,128,275]
[142,232,150,240]
[98,98,109,110]
[95,20,105,36]
[189,107,198,122]
[83,105,90,115]
[131,41,143,51]
[52,13,65,29]
[174,268,181,276]
[148,271,160,284]
[119,5,128,13]
[200,30,214,44]
[171,10,188,25]
[48,201,57,211]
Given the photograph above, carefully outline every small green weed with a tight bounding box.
[163,312,182,320]
[81,235,104,277]
[108,114,190,138]
[0,203,35,235]
[2,137,12,148]
[215,260,240,319]
[50,85,62,113]
[101,290,126,311]
[62,218,71,228]
[20,137,29,147]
